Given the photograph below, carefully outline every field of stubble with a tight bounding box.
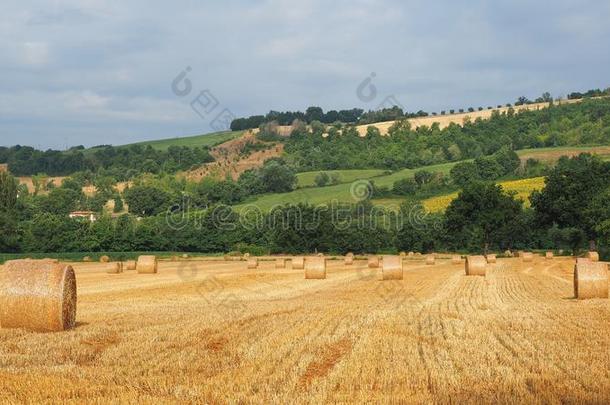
[0,256,609,404]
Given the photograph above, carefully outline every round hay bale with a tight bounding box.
[574,261,608,300]
[368,256,380,268]
[344,254,354,265]
[0,260,77,332]
[275,258,286,269]
[486,254,497,264]
[99,255,110,263]
[466,256,487,276]
[247,258,258,269]
[425,255,435,265]
[292,257,305,270]
[504,250,513,258]
[244,253,251,259]
[137,255,157,274]
[522,252,534,262]
[305,257,326,279]
[317,253,324,257]
[452,255,462,265]
[106,262,123,274]
[408,252,414,258]
[545,251,554,260]
[182,253,189,259]
[124,260,137,271]
[399,252,406,258]
[381,256,403,280]
[586,251,600,262]
[83,256,92,262]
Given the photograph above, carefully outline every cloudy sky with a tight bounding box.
[1,0,609,149]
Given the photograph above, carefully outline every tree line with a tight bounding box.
[0,154,608,259]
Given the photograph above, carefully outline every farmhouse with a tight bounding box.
[68,211,97,221]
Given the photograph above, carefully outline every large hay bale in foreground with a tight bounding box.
[247,258,258,269]
[275,258,286,269]
[99,255,110,263]
[305,257,326,279]
[106,262,123,274]
[522,252,534,262]
[137,255,158,274]
[586,251,600,262]
[0,260,77,332]
[292,257,305,270]
[368,256,380,268]
[545,252,554,260]
[344,253,354,265]
[486,254,497,264]
[425,255,435,265]
[452,255,462,265]
[574,261,608,300]
[124,260,137,271]
[381,256,403,280]
[466,256,487,276]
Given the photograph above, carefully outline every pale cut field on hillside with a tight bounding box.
[0,257,608,403]
[356,98,585,136]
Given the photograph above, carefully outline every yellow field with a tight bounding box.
[423,177,546,212]
[0,256,609,403]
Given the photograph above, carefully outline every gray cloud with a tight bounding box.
[1,0,609,149]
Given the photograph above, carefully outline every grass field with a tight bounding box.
[0,256,608,403]
[239,145,610,212]
[422,177,546,212]
[118,130,243,151]
[296,169,387,188]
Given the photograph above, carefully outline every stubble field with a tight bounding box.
[0,256,609,404]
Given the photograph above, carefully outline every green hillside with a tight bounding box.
[120,130,242,151]
[237,145,610,212]
[296,169,387,188]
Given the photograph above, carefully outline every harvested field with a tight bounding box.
[0,257,609,403]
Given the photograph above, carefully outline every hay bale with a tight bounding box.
[486,254,497,264]
[137,255,157,274]
[574,261,608,300]
[244,253,251,259]
[344,254,354,265]
[504,250,513,258]
[452,255,462,265]
[124,260,137,271]
[247,258,258,269]
[522,252,534,262]
[466,256,487,276]
[368,256,380,268]
[106,262,123,274]
[305,257,326,279]
[0,260,77,332]
[399,252,406,258]
[182,254,189,259]
[83,256,92,262]
[586,251,600,262]
[408,252,414,258]
[545,251,554,260]
[293,257,305,270]
[425,255,435,265]
[99,255,110,263]
[381,256,403,280]
[275,258,286,269]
